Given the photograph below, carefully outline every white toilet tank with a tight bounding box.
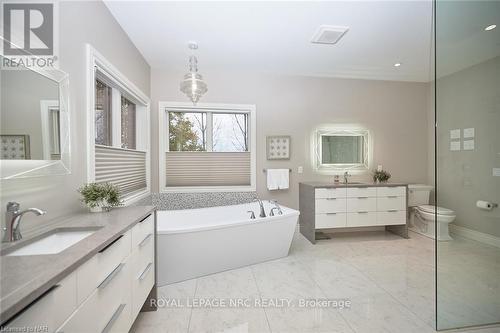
[408,184,433,207]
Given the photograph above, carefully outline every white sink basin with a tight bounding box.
[6,230,96,256]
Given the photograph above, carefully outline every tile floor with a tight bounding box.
[131,230,500,333]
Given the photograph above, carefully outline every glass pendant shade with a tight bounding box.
[180,55,207,104]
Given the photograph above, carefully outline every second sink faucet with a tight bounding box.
[2,202,46,243]
[343,171,351,184]
[253,198,266,218]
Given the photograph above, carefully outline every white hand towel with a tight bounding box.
[267,169,289,190]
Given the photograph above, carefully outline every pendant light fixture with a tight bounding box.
[180,42,208,104]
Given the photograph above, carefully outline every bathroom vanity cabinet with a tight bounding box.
[0,206,156,333]
[299,182,408,243]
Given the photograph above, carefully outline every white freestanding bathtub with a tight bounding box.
[157,201,299,285]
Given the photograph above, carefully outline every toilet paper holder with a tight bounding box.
[476,200,498,210]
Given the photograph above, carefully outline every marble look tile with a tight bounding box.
[341,294,435,333]
[188,307,270,333]
[158,279,197,299]
[131,308,191,333]
[195,267,259,299]
[264,307,354,333]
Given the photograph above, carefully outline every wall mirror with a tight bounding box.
[0,55,70,179]
[313,127,370,172]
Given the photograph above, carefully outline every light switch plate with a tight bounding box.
[450,141,461,151]
[450,129,461,140]
[463,128,475,139]
[298,166,303,174]
[493,168,500,177]
[463,140,475,151]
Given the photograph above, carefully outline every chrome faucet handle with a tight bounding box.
[269,200,283,215]
[247,211,256,219]
[270,207,280,216]
[6,202,20,212]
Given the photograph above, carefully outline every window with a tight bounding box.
[314,127,371,173]
[121,96,136,149]
[95,80,112,146]
[160,103,256,192]
[87,45,150,203]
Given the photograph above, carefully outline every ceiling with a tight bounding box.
[105,1,498,83]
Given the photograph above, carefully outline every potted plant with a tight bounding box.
[78,183,122,212]
[373,169,391,183]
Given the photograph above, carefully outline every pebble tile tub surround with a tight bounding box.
[142,192,258,210]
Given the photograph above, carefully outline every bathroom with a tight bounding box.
[0,1,499,332]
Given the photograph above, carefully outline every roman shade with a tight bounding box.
[95,145,147,196]
[165,151,251,187]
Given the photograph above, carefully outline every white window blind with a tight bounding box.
[165,151,251,187]
[95,145,147,195]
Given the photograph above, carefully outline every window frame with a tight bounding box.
[159,102,256,193]
[86,44,151,205]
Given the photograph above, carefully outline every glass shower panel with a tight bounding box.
[435,0,500,330]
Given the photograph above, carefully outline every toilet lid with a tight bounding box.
[418,205,455,216]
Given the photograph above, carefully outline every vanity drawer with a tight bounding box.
[77,230,131,304]
[346,187,377,198]
[347,197,377,213]
[58,256,132,333]
[346,212,377,227]
[315,187,347,199]
[376,186,406,197]
[132,214,154,249]
[315,198,346,213]
[377,196,406,211]
[377,210,406,226]
[315,213,347,229]
[5,272,77,332]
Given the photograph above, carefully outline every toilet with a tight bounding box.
[408,184,456,241]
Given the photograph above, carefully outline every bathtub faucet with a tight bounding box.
[253,198,266,218]
[269,200,283,216]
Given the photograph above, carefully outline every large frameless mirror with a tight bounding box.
[0,55,70,179]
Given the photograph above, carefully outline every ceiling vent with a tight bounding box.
[311,25,349,45]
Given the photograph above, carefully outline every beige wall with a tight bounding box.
[151,69,430,209]
[0,1,150,234]
[436,56,500,237]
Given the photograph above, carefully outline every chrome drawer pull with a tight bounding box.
[387,209,398,212]
[139,214,151,223]
[98,234,123,253]
[98,263,124,290]
[326,212,337,215]
[101,303,126,333]
[326,198,337,200]
[138,263,153,281]
[357,211,369,214]
[388,196,398,199]
[357,197,369,199]
[139,233,153,248]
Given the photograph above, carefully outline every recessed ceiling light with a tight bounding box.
[485,24,496,31]
[394,63,402,67]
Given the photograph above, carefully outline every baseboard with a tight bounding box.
[449,224,500,248]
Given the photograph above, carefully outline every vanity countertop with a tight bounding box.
[299,182,408,188]
[0,205,156,324]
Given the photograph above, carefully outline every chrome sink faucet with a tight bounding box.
[343,171,351,184]
[2,202,46,243]
[269,200,283,216]
[253,198,266,218]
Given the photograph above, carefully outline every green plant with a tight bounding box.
[373,170,391,183]
[78,183,122,209]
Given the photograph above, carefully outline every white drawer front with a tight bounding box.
[346,197,377,213]
[376,186,406,197]
[131,240,155,319]
[132,214,154,249]
[377,196,406,211]
[315,213,347,229]
[315,198,346,213]
[6,273,77,332]
[315,187,347,199]
[77,231,131,304]
[346,187,377,198]
[346,212,377,227]
[377,211,407,226]
[58,256,132,333]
